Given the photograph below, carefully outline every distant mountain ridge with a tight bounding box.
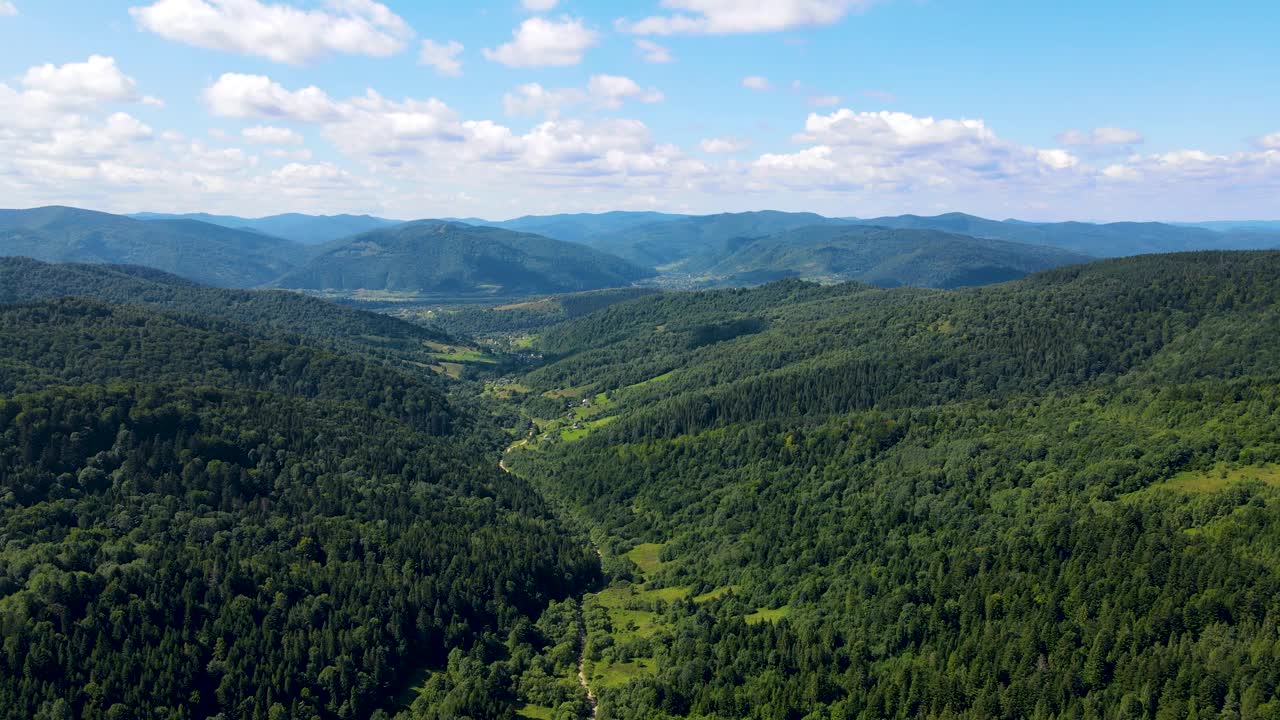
[846,212,1280,256]
[131,211,402,245]
[694,225,1092,288]
[580,210,848,269]
[456,211,688,244]
[0,206,308,287]
[0,257,453,361]
[274,221,654,296]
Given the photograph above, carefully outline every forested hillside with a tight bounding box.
[275,221,653,296]
[500,252,1280,719]
[5,250,1280,720]
[132,212,402,245]
[0,287,600,718]
[850,213,1280,257]
[0,257,456,370]
[0,207,309,287]
[690,225,1090,288]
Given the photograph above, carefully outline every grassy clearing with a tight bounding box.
[516,704,555,720]
[694,585,741,603]
[745,605,792,625]
[1132,464,1280,497]
[436,362,464,379]
[591,659,655,688]
[495,298,558,311]
[623,371,675,392]
[626,543,665,577]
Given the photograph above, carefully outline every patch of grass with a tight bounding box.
[436,362,464,379]
[591,658,656,688]
[495,299,558,312]
[1133,464,1280,497]
[626,543,665,577]
[694,585,741,603]
[745,605,792,625]
[516,704,555,720]
[624,371,674,391]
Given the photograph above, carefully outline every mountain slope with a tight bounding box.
[462,211,688,244]
[275,221,654,296]
[132,211,402,244]
[0,206,308,287]
[695,224,1092,288]
[0,257,454,365]
[583,210,851,269]
[0,296,598,719]
[499,251,1280,718]
[851,211,1280,256]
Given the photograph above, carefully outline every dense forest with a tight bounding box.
[0,287,599,719]
[499,252,1280,719]
[3,252,1280,719]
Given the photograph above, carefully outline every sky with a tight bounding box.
[0,0,1277,221]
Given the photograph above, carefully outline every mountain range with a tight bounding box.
[131,211,402,244]
[0,206,308,287]
[272,221,656,296]
[5,205,1280,297]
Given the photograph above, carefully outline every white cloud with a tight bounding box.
[21,55,139,109]
[1057,127,1144,146]
[483,16,598,67]
[203,74,344,122]
[794,109,994,147]
[242,125,304,145]
[742,75,771,91]
[746,108,1090,201]
[635,39,673,63]
[754,145,835,171]
[1037,149,1080,170]
[808,94,841,107]
[503,75,663,117]
[1258,131,1280,150]
[0,2,16,16]
[521,0,558,9]
[619,0,879,35]
[699,137,747,153]
[419,39,463,76]
[503,83,586,118]
[128,0,413,64]
[588,75,664,108]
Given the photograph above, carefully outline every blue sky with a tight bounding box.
[1,0,1277,221]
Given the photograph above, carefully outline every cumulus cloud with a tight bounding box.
[746,108,1091,204]
[588,75,664,108]
[1258,131,1280,150]
[242,125,304,145]
[1057,127,1144,146]
[128,0,413,64]
[504,75,663,117]
[203,74,345,122]
[635,39,673,63]
[742,75,771,91]
[21,55,140,109]
[483,16,598,67]
[419,39,463,76]
[1037,149,1080,170]
[619,0,879,35]
[699,137,747,153]
[0,2,16,16]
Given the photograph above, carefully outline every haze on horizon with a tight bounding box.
[0,0,1276,222]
